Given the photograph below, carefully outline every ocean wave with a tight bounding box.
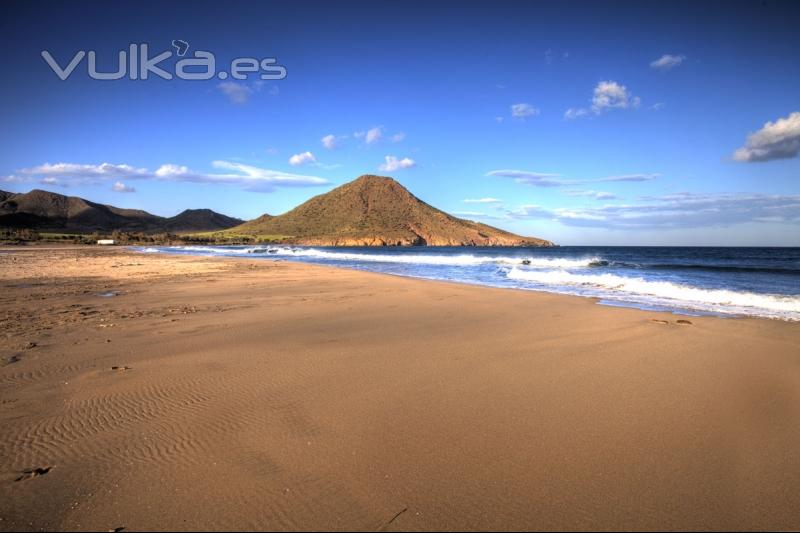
[169,245,604,268]
[269,247,606,268]
[617,262,800,275]
[506,267,800,320]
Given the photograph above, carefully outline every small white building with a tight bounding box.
[97,239,116,246]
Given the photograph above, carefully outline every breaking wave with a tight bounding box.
[506,267,800,320]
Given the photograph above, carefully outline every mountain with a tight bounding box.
[0,191,17,202]
[230,175,553,246]
[161,209,244,233]
[0,189,242,234]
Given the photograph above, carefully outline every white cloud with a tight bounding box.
[733,111,800,162]
[650,54,686,71]
[564,108,589,120]
[112,181,136,193]
[503,192,800,229]
[25,162,149,179]
[15,161,328,193]
[288,151,317,166]
[487,169,659,187]
[486,169,564,187]
[464,197,502,204]
[217,82,253,104]
[378,155,416,172]
[511,103,540,120]
[591,81,640,113]
[564,189,618,200]
[391,132,406,143]
[321,134,341,150]
[596,173,659,182]
[566,80,640,118]
[366,126,383,144]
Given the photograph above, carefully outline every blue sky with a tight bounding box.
[1,0,799,245]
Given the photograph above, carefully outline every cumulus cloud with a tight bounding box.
[321,134,340,150]
[464,197,502,204]
[591,81,640,113]
[365,126,383,144]
[733,111,800,162]
[650,54,686,70]
[217,82,253,104]
[378,155,416,172]
[511,103,540,120]
[112,181,136,193]
[288,151,317,166]
[566,80,640,119]
[13,161,328,193]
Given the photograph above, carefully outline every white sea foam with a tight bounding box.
[238,246,602,268]
[506,267,800,320]
[140,246,800,320]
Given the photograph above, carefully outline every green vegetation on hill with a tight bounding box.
[228,175,553,247]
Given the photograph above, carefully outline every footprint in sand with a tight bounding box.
[649,319,670,325]
[15,467,52,482]
[676,319,693,325]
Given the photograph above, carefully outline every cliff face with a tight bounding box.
[231,175,554,247]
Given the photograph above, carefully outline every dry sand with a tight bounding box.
[1,246,799,531]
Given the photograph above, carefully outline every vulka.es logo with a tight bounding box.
[41,43,287,81]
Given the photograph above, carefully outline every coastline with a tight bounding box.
[1,247,799,530]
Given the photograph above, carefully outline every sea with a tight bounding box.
[139,245,800,321]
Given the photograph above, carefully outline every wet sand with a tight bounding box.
[1,246,799,531]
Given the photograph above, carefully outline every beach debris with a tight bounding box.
[108,528,125,533]
[381,507,408,529]
[15,467,52,482]
[97,291,120,298]
[23,341,37,350]
[521,259,531,265]
[111,366,132,371]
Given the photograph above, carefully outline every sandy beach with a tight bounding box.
[1,246,799,531]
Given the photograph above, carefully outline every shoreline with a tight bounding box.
[1,247,799,530]
[132,244,799,323]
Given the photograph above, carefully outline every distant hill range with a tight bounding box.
[230,175,553,246]
[0,189,243,233]
[1,176,553,246]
